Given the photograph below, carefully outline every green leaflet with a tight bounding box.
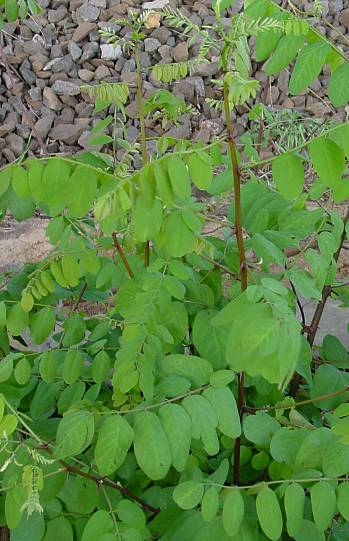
[293,520,325,541]
[0,168,11,197]
[95,415,134,475]
[63,349,83,384]
[173,481,204,510]
[81,511,114,541]
[244,411,280,446]
[30,306,56,345]
[91,350,111,384]
[186,151,213,190]
[336,482,349,521]
[65,167,97,218]
[289,41,331,95]
[272,152,304,200]
[310,481,336,532]
[39,351,58,383]
[328,62,349,107]
[12,166,30,198]
[201,487,219,523]
[256,486,283,541]
[222,489,244,537]
[192,310,228,370]
[157,354,213,386]
[182,395,219,455]
[309,137,345,189]
[43,517,73,541]
[42,158,71,215]
[265,34,305,75]
[166,156,191,200]
[284,483,305,537]
[6,303,28,336]
[54,410,94,459]
[158,212,196,257]
[203,387,241,439]
[133,411,171,480]
[116,499,146,530]
[14,356,31,385]
[158,404,192,472]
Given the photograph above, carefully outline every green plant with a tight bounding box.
[0,0,349,540]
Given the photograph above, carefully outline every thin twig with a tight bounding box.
[245,386,349,413]
[290,208,349,396]
[72,281,87,312]
[112,232,134,279]
[60,460,160,515]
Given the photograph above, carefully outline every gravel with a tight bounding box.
[0,0,346,164]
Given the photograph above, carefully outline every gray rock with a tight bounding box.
[43,87,62,111]
[339,8,349,27]
[100,43,122,60]
[77,2,100,22]
[78,68,95,82]
[52,80,81,96]
[151,26,171,44]
[194,61,219,77]
[92,0,106,7]
[78,129,103,150]
[69,42,82,62]
[19,61,36,85]
[0,121,16,137]
[80,42,99,62]
[49,123,85,144]
[72,22,95,42]
[48,5,68,22]
[35,114,55,139]
[28,87,42,101]
[144,38,161,53]
[94,64,111,80]
[44,56,74,73]
[143,0,169,8]
[5,133,25,157]
[172,41,189,62]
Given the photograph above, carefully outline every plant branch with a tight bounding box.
[290,208,349,396]
[223,74,247,486]
[245,386,349,413]
[134,46,150,267]
[72,281,87,312]
[112,232,134,279]
[60,459,159,515]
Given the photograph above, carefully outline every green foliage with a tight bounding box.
[0,1,348,540]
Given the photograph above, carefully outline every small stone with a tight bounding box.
[120,71,137,85]
[30,54,48,73]
[77,2,100,22]
[151,26,171,44]
[166,122,191,140]
[28,87,42,101]
[80,42,99,62]
[48,5,67,22]
[72,22,95,42]
[52,80,81,96]
[94,64,111,80]
[0,121,15,137]
[100,43,122,60]
[69,41,82,62]
[306,101,331,118]
[144,38,161,53]
[5,133,25,157]
[78,129,102,150]
[143,0,169,8]
[49,123,85,144]
[339,9,349,27]
[194,61,219,77]
[35,114,55,139]
[138,51,151,68]
[92,0,106,6]
[19,61,36,85]
[172,41,189,62]
[158,44,171,60]
[44,56,74,74]
[265,85,279,105]
[78,68,94,82]
[43,87,62,111]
